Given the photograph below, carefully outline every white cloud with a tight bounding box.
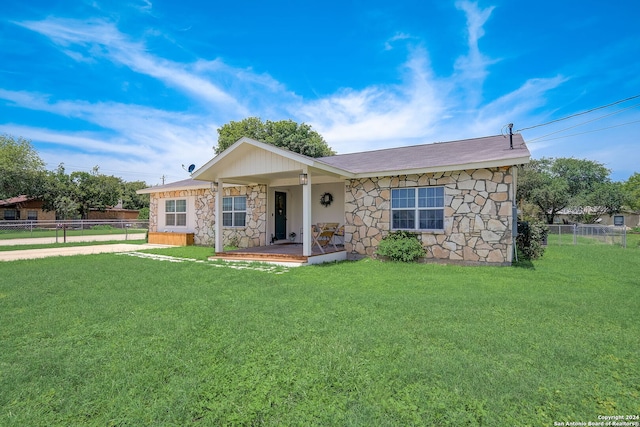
[17,18,245,113]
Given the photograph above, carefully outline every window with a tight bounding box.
[614,215,624,226]
[3,209,17,220]
[222,196,246,227]
[27,210,38,220]
[392,187,444,231]
[165,199,187,227]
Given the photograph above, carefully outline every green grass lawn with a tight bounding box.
[1,244,638,426]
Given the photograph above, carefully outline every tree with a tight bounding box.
[216,117,335,157]
[0,134,45,199]
[70,167,123,218]
[517,157,620,224]
[121,181,150,211]
[623,172,640,211]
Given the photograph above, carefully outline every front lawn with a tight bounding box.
[1,244,638,425]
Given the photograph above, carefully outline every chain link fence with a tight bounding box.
[0,219,149,242]
[547,224,628,248]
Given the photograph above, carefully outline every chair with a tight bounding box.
[312,222,339,253]
[333,225,345,246]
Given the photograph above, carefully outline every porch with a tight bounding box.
[211,242,347,266]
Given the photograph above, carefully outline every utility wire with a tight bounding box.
[515,94,640,132]
[527,119,640,143]
[526,102,640,143]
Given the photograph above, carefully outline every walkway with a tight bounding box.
[0,233,169,262]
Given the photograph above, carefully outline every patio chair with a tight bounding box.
[312,222,339,253]
[332,225,345,246]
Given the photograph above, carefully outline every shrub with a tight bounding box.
[138,207,150,220]
[90,224,115,230]
[516,219,548,260]
[376,230,426,262]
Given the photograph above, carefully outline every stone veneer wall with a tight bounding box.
[345,167,515,265]
[220,185,267,248]
[149,184,267,248]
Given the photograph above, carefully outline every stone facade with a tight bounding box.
[220,185,267,248]
[345,167,515,265]
[148,184,266,248]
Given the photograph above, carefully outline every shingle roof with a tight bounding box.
[317,134,529,174]
[136,178,211,194]
[0,195,32,206]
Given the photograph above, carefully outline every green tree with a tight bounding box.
[70,167,123,218]
[623,172,640,211]
[518,157,619,224]
[0,134,46,199]
[121,181,150,211]
[216,117,335,157]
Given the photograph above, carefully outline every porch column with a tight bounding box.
[215,179,224,253]
[302,169,312,256]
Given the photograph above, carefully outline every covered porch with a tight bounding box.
[191,137,353,261]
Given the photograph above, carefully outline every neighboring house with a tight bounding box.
[554,207,640,228]
[0,195,139,221]
[0,195,56,221]
[140,134,530,265]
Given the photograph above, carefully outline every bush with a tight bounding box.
[90,224,115,230]
[376,230,426,262]
[138,207,150,220]
[516,219,548,260]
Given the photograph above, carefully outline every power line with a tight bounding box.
[526,102,640,143]
[515,94,640,133]
[527,119,640,144]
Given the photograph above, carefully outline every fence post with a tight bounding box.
[573,224,577,245]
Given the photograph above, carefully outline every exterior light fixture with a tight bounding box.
[299,173,308,185]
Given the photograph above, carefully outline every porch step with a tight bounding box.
[211,251,308,263]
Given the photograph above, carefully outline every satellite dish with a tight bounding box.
[182,163,196,174]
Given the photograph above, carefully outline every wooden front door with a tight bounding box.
[274,191,287,240]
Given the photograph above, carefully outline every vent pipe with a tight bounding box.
[508,123,513,149]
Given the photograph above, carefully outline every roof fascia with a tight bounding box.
[351,156,531,179]
[136,183,211,194]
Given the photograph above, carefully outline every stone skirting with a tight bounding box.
[345,167,515,264]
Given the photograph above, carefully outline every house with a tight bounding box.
[0,195,139,221]
[554,207,640,228]
[138,134,530,265]
[0,195,56,221]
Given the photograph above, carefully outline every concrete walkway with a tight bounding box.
[0,233,172,262]
[0,243,173,262]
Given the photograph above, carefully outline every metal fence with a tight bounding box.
[547,224,627,248]
[0,219,149,238]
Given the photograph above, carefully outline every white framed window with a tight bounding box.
[391,187,444,231]
[165,199,187,227]
[27,210,38,220]
[222,196,246,227]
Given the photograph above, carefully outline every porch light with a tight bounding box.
[299,173,308,185]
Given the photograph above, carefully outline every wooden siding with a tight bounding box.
[148,232,194,246]
[220,147,306,177]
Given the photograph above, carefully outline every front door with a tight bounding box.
[274,191,287,240]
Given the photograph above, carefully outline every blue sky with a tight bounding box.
[1,0,639,184]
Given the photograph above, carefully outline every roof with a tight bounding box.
[0,195,33,206]
[316,134,529,175]
[136,178,211,195]
[148,134,530,190]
